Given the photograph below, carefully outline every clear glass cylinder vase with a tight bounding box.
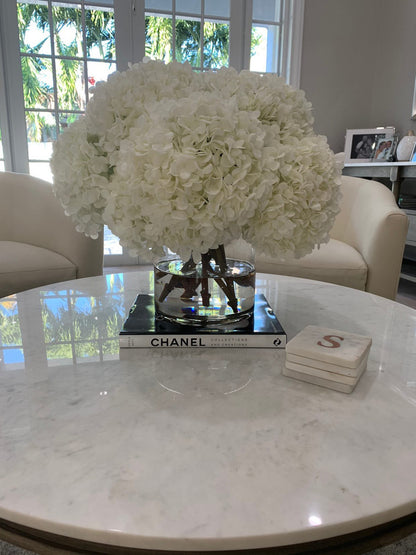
[153,239,255,328]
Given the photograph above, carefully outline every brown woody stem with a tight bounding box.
[157,245,239,313]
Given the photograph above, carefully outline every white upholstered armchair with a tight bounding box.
[252,176,409,300]
[0,171,103,298]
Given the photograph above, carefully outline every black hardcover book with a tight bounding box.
[119,294,286,348]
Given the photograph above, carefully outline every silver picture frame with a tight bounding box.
[344,127,396,164]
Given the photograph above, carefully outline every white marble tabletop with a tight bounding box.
[1,271,416,552]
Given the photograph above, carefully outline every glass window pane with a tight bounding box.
[104,226,122,255]
[2,348,25,368]
[87,61,116,88]
[102,342,119,359]
[75,342,100,361]
[42,296,69,343]
[18,2,51,56]
[59,111,81,132]
[203,21,229,69]
[176,19,200,66]
[26,110,56,160]
[252,0,281,22]
[46,345,73,363]
[73,315,98,341]
[250,26,267,72]
[55,58,86,110]
[0,299,23,348]
[145,0,172,11]
[29,161,53,181]
[21,54,54,110]
[205,0,230,18]
[145,15,173,62]
[250,24,279,73]
[0,135,4,169]
[53,4,83,58]
[176,0,201,15]
[85,8,115,60]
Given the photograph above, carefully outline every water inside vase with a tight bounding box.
[154,257,255,327]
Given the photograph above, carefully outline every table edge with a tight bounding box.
[2,513,416,555]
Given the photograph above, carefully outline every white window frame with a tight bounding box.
[0,0,304,265]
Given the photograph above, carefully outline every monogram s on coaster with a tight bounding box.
[283,325,372,393]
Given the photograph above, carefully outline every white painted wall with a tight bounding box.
[369,0,416,138]
[300,0,416,153]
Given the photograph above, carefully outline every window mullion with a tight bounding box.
[114,0,145,70]
[277,0,284,75]
[200,0,204,70]
[0,0,29,173]
[47,0,61,138]
[172,0,176,63]
[81,1,90,105]
[0,18,12,170]
[278,0,305,86]
[286,0,304,88]
[280,0,290,80]
[229,0,251,72]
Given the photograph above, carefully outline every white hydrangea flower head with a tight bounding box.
[51,59,341,260]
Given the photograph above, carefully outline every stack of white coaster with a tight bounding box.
[283,325,372,393]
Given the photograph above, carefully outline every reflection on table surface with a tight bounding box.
[0,273,149,370]
[1,271,416,552]
[1,271,416,402]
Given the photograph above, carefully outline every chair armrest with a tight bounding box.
[331,176,408,299]
[0,172,103,278]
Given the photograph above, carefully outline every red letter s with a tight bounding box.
[317,335,344,348]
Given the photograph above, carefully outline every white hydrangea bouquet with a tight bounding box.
[51,59,341,324]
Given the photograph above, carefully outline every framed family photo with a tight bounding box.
[371,136,397,161]
[344,127,396,164]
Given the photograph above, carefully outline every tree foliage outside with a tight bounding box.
[145,16,261,69]
[0,274,126,364]
[18,2,262,143]
[17,3,115,141]
[145,17,230,69]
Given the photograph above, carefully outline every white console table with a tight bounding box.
[342,161,416,201]
[343,162,416,260]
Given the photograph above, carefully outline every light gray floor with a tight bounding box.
[0,544,33,555]
[1,276,416,555]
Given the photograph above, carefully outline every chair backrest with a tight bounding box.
[331,176,404,245]
[0,171,103,278]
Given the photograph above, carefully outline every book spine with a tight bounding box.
[119,334,286,349]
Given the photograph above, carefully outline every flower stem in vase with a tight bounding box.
[200,253,212,307]
[216,245,239,313]
[156,245,239,311]
[154,242,255,326]
[206,245,238,314]
[200,246,238,313]
[157,273,182,302]
[180,278,200,301]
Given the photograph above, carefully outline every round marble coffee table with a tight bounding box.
[1,271,416,554]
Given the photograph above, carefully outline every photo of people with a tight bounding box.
[344,127,396,164]
[351,135,375,159]
[372,137,395,161]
